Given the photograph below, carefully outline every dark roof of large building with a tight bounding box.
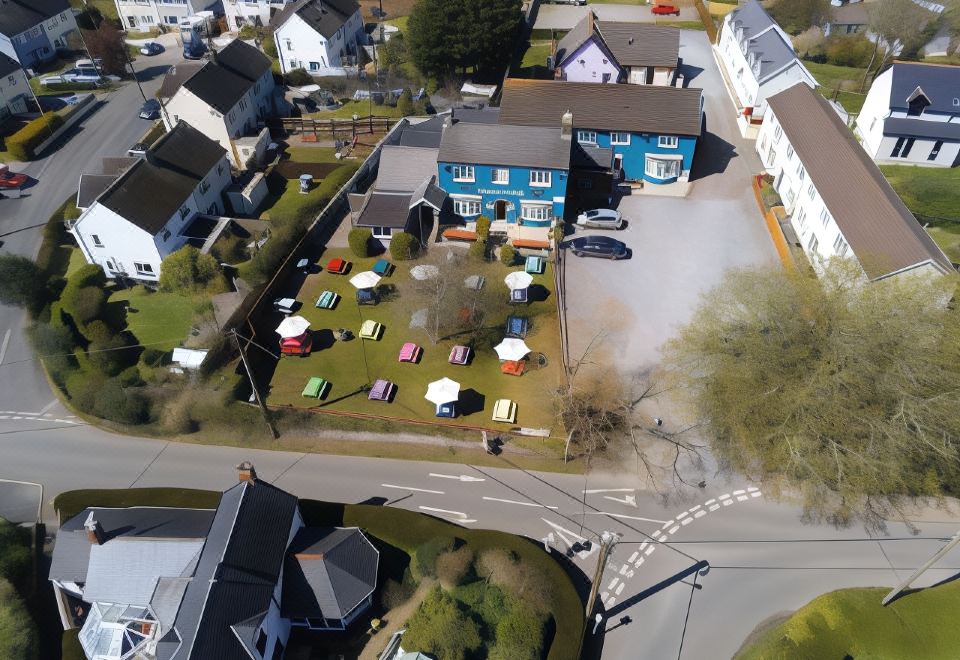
[767,83,953,280]
[158,62,204,100]
[0,53,21,78]
[273,0,360,38]
[180,40,271,113]
[94,122,226,235]
[883,116,960,141]
[282,527,379,620]
[555,12,679,69]
[353,192,415,229]
[0,0,70,38]
[439,120,572,170]
[77,174,119,210]
[49,506,216,584]
[498,78,703,136]
[888,61,960,115]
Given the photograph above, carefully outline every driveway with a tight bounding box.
[534,3,698,31]
[561,29,777,374]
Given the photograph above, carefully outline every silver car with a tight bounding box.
[576,208,624,229]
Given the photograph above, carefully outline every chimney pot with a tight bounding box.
[560,109,573,141]
[83,512,105,545]
[236,461,257,483]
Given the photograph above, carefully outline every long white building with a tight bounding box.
[112,0,220,31]
[757,83,953,281]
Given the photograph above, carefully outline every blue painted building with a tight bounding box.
[437,120,573,243]
[498,78,703,184]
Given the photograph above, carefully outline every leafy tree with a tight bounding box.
[82,23,128,76]
[348,227,372,257]
[0,579,36,660]
[0,520,31,583]
[88,332,136,377]
[499,243,516,266]
[490,601,546,660]
[396,89,414,117]
[0,255,45,309]
[389,232,419,261]
[475,215,491,240]
[863,0,932,84]
[468,238,487,261]
[401,586,482,660]
[159,245,222,293]
[768,0,831,34]
[60,265,109,329]
[407,0,522,79]
[435,546,473,589]
[285,68,313,86]
[664,261,960,529]
[379,32,409,73]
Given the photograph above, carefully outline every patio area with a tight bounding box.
[265,248,564,433]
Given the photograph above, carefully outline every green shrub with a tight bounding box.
[348,227,372,258]
[88,333,137,376]
[6,112,64,160]
[65,373,148,424]
[397,89,414,116]
[380,568,417,610]
[499,244,516,266]
[141,348,167,367]
[285,68,313,86]
[0,520,31,584]
[401,586,482,660]
[159,245,222,293]
[822,34,874,68]
[0,579,36,660]
[28,321,76,382]
[238,25,257,39]
[468,238,487,261]
[413,536,456,580]
[475,215,491,240]
[489,601,546,660]
[390,232,419,261]
[435,546,473,589]
[62,285,107,328]
[0,255,46,310]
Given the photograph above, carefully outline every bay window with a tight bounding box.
[520,204,551,221]
[453,198,481,216]
[644,155,681,179]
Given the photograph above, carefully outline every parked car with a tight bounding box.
[139,99,161,119]
[651,4,680,15]
[577,208,624,229]
[183,41,205,60]
[568,235,628,259]
[139,41,163,56]
[127,142,149,157]
[0,165,28,190]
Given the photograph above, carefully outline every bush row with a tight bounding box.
[6,113,65,161]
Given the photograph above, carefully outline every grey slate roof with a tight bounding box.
[50,506,216,584]
[94,122,226,235]
[353,192,415,229]
[0,0,70,38]
[555,12,597,65]
[274,0,360,38]
[0,53,21,78]
[158,62,204,100]
[888,62,960,115]
[438,121,572,170]
[499,78,703,137]
[726,0,802,83]
[452,107,501,124]
[571,143,614,170]
[282,527,379,620]
[151,577,191,631]
[181,40,271,114]
[767,83,953,280]
[884,116,960,141]
[82,539,204,605]
[77,174,118,210]
[555,13,679,69]
[399,117,445,148]
[375,146,439,192]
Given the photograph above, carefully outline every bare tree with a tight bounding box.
[862,0,932,90]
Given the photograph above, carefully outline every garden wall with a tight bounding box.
[34,94,98,156]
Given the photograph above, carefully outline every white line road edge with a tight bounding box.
[0,329,10,366]
[381,484,444,494]
[483,496,557,509]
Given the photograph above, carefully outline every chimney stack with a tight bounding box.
[236,461,257,483]
[83,512,105,545]
[560,109,573,141]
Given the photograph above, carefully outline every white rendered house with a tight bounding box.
[272,0,364,77]
[715,0,817,138]
[757,83,953,281]
[69,122,232,283]
[112,0,221,31]
[0,0,78,69]
[224,0,296,30]
[163,39,277,167]
[855,62,960,168]
[0,53,30,121]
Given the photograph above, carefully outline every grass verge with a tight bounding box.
[802,60,869,115]
[53,488,222,522]
[880,164,960,223]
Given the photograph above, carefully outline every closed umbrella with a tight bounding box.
[349,271,381,289]
[504,271,533,291]
[425,377,461,405]
[275,315,310,338]
[494,338,531,361]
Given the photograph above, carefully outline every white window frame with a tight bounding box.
[529,170,551,187]
[832,233,848,256]
[796,207,807,231]
[520,204,551,221]
[453,198,481,216]
[452,165,475,182]
[134,262,154,275]
[786,144,794,160]
[657,135,679,149]
[577,130,597,144]
[807,182,815,200]
[491,168,509,184]
[611,132,630,145]
[91,234,103,247]
[371,226,393,239]
[820,207,831,228]
[644,156,681,179]
[773,125,782,144]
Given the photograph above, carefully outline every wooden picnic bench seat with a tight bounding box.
[315,291,339,309]
[512,239,550,250]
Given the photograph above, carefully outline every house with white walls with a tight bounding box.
[163,39,277,167]
[757,83,953,281]
[272,0,364,77]
[69,122,232,283]
[0,53,30,122]
[49,463,380,660]
[224,0,295,30]
[715,0,817,138]
[854,62,960,167]
[0,0,78,69]
[112,0,221,31]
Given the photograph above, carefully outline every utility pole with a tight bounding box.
[584,531,620,624]
[882,530,960,606]
[231,329,279,439]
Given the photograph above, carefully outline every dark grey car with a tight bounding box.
[568,235,628,259]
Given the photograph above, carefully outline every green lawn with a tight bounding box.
[308,99,407,119]
[268,248,565,434]
[260,179,312,221]
[515,41,553,79]
[736,581,960,659]
[927,225,960,263]
[70,0,118,20]
[880,164,960,223]
[108,285,199,350]
[383,15,409,32]
[284,146,341,163]
[802,60,870,115]
[656,20,707,29]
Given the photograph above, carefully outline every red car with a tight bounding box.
[651,4,680,15]
[0,165,28,190]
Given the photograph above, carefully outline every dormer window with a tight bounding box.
[906,87,930,116]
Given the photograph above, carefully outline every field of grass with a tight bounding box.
[927,225,960,263]
[268,247,565,435]
[880,164,960,223]
[383,15,409,32]
[260,179,309,221]
[802,60,870,115]
[515,41,554,79]
[108,285,199,350]
[736,581,960,659]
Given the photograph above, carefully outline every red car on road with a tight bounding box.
[0,165,28,190]
[651,4,680,15]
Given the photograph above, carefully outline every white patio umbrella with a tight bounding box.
[494,338,531,361]
[275,315,310,338]
[424,377,461,405]
[504,271,533,291]
[349,270,381,289]
[410,264,439,280]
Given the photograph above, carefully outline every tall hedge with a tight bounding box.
[7,113,64,161]
[348,227,372,258]
[390,232,419,261]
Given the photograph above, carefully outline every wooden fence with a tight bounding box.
[268,115,398,139]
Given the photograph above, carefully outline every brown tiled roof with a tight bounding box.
[498,78,702,136]
[596,22,679,68]
[767,83,953,280]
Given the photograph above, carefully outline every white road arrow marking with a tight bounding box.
[583,488,635,494]
[419,506,468,518]
[483,496,557,509]
[381,484,445,494]
[583,512,668,523]
[428,473,485,482]
[603,494,638,507]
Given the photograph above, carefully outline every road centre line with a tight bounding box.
[428,473,485,482]
[583,512,668,523]
[0,329,10,366]
[483,496,557,509]
[419,506,467,518]
[583,488,635,494]
[381,484,445,494]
